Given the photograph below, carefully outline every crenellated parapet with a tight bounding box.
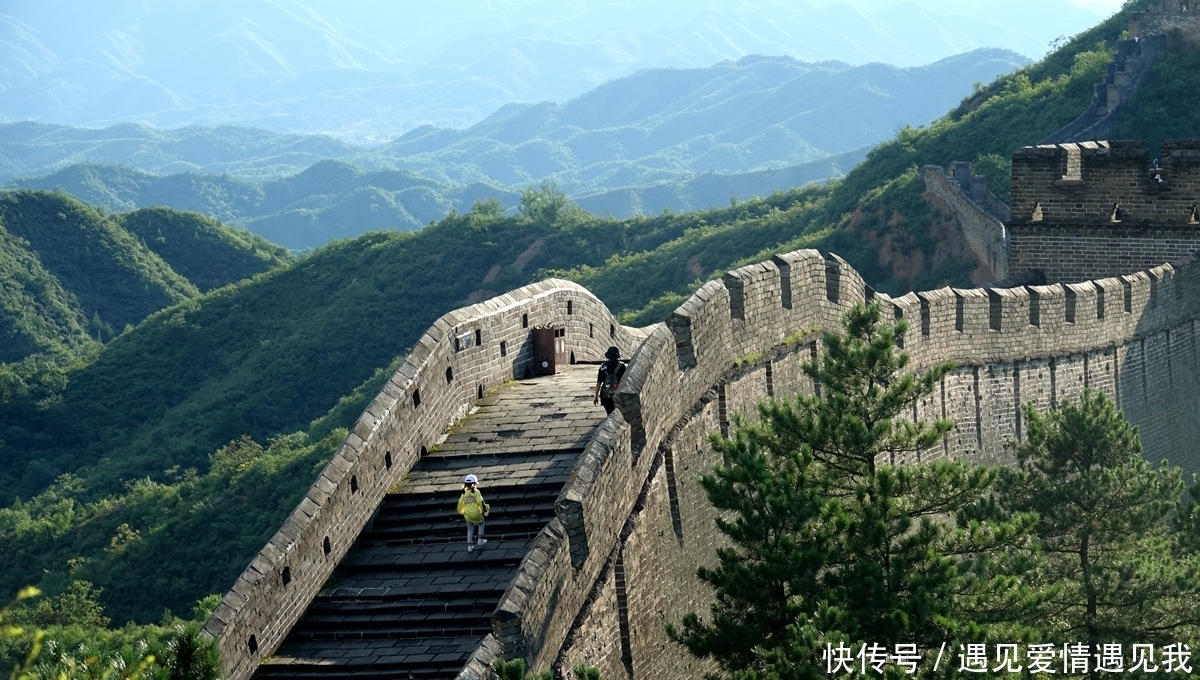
[200,279,646,680]
[1008,140,1200,282]
[522,247,1200,677]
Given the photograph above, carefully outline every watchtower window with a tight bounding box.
[988,291,1002,332]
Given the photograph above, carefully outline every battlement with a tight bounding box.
[1007,139,1200,281]
[1011,140,1200,226]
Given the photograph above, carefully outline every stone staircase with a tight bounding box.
[253,368,602,680]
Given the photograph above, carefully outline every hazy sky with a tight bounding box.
[1069,0,1125,14]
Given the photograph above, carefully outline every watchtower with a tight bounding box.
[1007,139,1200,283]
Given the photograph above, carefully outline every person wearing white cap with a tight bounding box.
[457,473,490,551]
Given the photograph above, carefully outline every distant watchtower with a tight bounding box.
[1007,139,1200,283]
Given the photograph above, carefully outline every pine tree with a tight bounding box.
[670,302,1039,679]
[999,390,1200,678]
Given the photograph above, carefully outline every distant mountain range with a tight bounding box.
[0,0,1095,141]
[2,49,1025,248]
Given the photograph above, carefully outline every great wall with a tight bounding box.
[199,238,1200,680]
[199,4,1200,679]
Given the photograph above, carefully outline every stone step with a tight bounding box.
[258,637,480,680]
[293,615,491,640]
[376,481,564,513]
[338,548,527,572]
[307,588,506,613]
[363,517,551,544]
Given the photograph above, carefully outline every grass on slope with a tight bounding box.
[0,191,291,363]
[1,350,393,625]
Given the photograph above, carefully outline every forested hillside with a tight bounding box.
[0,191,197,363]
[5,0,1196,636]
[116,208,290,292]
[6,155,857,250]
[0,190,290,371]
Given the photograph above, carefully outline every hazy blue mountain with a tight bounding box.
[3,46,1023,249]
[0,0,1097,140]
[11,162,521,250]
[573,147,870,216]
[0,122,360,182]
[2,49,1026,186]
[371,50,1027,190]
[8,149,871,250]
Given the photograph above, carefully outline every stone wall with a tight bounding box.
[921,164,1009,280]
[200,279,647,680]
[210,247,1200,680]
[527,248,1200,679]
[1132,3,1200,46]
[1009,140,1200,282]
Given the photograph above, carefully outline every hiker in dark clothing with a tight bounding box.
[593,346,626,415]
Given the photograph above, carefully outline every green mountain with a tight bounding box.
[0,191,198,352]
[2,0,1191,632]
[116,208,290,293]
[0,190,291,369]
[0,225,93,363]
